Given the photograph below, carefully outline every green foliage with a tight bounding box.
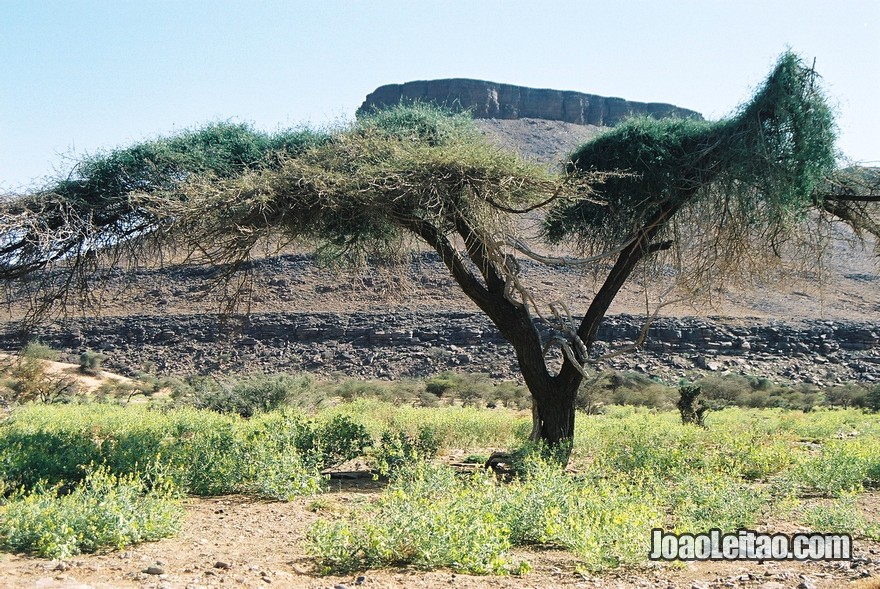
[50,122,328,206]
[867,386,880,412]
[0,465,182,559]
[357,101,481,147]
[326,397,530,450]
[371,425,440,476]
[821,383,859,408]
[19,341,61,362]
[548,116,719,243]
[331,373,531,410]
[424,372,459,397]
[546,52,837,275]
[506,459,663,570]
[272,101,555,266]
[677,384,708,426]
[308,463,518,575]
[309,458,663,574]
[3,395,880,573]
[428,372,531,409]
[578,411,705,476]
[577,370,677,411]
[786,438,880,496]
[295,414,373,470]
[704,427,795,481]
[78,350,106,376]
[800,494,872,536]
[0,405,328,497]
[0,344,78,404]
[239,414,328,499]
[666,472,767,532]
[181,373,316,417]
[576,371,872,413]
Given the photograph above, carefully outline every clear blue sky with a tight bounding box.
[2,0,878,193]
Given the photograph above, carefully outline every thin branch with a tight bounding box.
[506,236,637,267]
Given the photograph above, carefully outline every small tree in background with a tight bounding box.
[677,385,708,427]
[0,52,877,460]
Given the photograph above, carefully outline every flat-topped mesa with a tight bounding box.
[358,78,702,126]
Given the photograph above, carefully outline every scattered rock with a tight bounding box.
[144,565,165,575]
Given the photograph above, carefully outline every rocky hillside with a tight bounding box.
[11,307,878,387]
[1,248,876,386]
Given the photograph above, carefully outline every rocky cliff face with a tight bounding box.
[358,78,702,126]
[3,311,877,386]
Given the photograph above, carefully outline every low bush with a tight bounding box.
[371,425,440,476]
[502,455,663,570]
[181,373,316,417]
[800,494,873,537]
[0,343,78,404]
[78,350,106,376]
[665,472,768,532]
[577,371,677,411]
[20,341,61,362]
[295,414,373,470]
[308,458,664,574]
[307,463,522,574]
[0,405,330,497]
[785,438,880,496]
[0,465,182,559]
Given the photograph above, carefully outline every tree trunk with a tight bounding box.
[530,390,577,446]
[522,358,581,462]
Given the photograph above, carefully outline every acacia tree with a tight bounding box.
[1,52,877,455]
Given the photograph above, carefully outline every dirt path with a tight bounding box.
[2,487,878,589]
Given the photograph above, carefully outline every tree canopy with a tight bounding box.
[0,51,877,453]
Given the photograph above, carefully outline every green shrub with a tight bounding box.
[705,431,795,481]
[492,381,531,410]
[424,373,457,397]
[309,458,663,574]
[78,350,106,376]
[240,415,327,499]
[185,373,315,417]
[867,386,880,413]
[0,465,182,559]
[583,414,705,475]
[666,472,768,532]
[326,398,529,451]
[424,372,496,407]
[307,462,520,575]
[786,438,880,496]
[503,457,664,570]
[801,494,869,534]
[371,425,440,476]
[20,341,61,362]
[824,383,870,409]
[334,379,394,402]
[0,404,328,498]
[0,344,78,404]
[296,414,372,470]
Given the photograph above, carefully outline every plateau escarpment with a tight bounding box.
[358,78,702,126]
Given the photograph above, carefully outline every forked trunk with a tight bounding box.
[524,369,580,463]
